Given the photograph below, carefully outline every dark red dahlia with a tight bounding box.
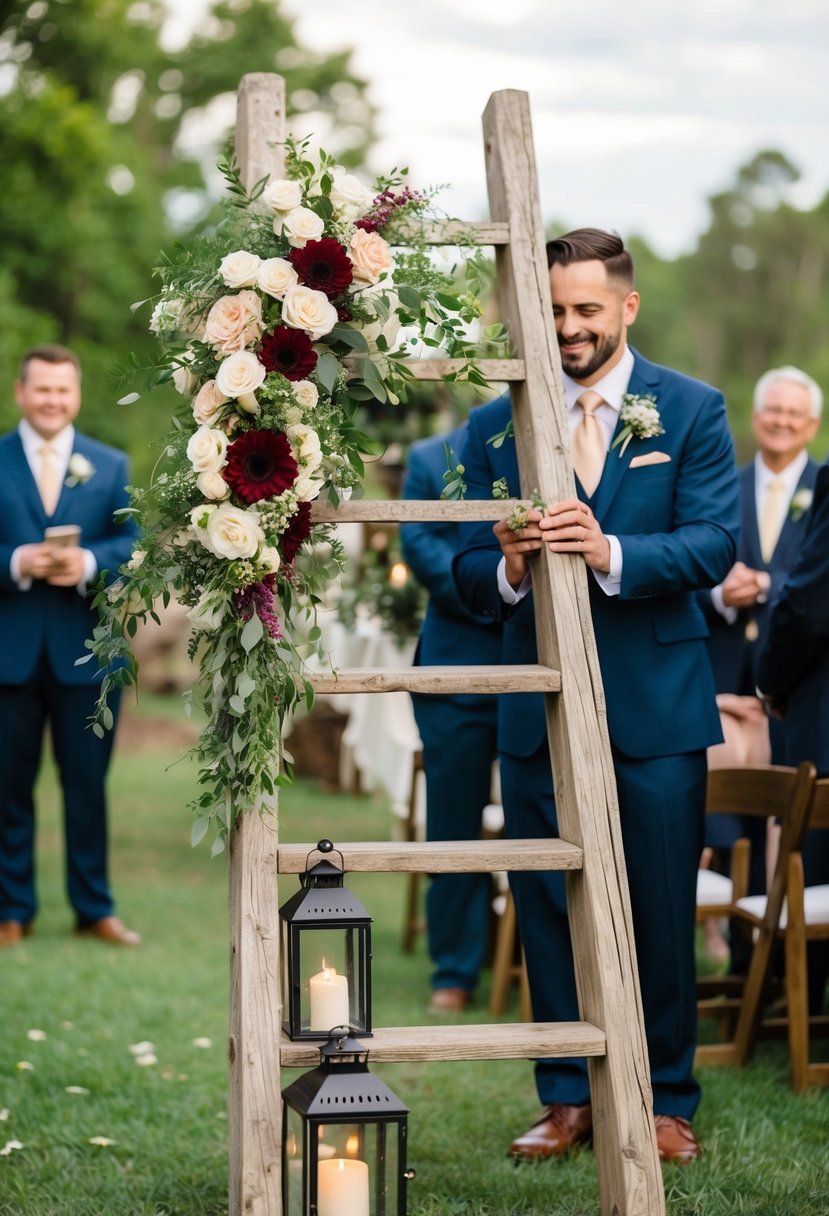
[280,502,313,564]
[259,326,318,381]
[224,430,299,504]
[289,237,353,299]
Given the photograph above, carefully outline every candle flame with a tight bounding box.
[389,561,409,588]
[345,1134,360,1156]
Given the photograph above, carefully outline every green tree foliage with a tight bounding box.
[0,0,373,478]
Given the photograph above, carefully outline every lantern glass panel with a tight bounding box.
[299,927,368,1036]
[284,1105,306,1213]
[315,1121,401,1216]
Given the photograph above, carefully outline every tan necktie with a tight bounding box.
[758,477,785,563]
[37,442,61,516]
[571,390,607,496]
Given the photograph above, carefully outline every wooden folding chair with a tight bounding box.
[695,761,816,1081]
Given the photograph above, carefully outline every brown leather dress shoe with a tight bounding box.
[654,1115,702,1164]
[75,916,141,946]
[508,1104,593,1160]
[0,921,33,948]
[427,987,471,1013]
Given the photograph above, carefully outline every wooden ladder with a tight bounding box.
[228,74,664,1216]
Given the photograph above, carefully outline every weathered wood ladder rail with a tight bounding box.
[228,72,665,1216]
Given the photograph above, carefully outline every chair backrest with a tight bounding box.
[705,765,815,840]
[808,777,829,832]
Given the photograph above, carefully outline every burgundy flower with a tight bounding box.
[224,430,299,504]
[259,326,318,381]
[289,238,353,299]
[235,575,281,639]
[280,502,313,564]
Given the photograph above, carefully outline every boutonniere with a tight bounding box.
[65,453,96,487]
[790,488,813,521]
[611,393,664,458]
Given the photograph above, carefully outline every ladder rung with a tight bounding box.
[277,838,583,874]
[405,358,524,382]
[310,499,532,523]
[281,1021,605,1067]
[309,664,560,696]
[386,219,510,247]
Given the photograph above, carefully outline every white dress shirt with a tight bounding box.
[11,419,97,591]
[497,345,635,604]
[710,449,808,623]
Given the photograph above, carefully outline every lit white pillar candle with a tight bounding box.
[317,1157,369,1216]
[308,964,350,1031]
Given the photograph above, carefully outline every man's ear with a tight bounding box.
[623,291,640,327]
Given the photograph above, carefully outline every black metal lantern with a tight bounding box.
[280,840,372,1041]
[282,1029,413,1215]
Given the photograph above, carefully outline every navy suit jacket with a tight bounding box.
[0,429,137,685]
[453,350,740,760]
[758,460,829,774]
[703,457,820,694]
[401,426,501,677]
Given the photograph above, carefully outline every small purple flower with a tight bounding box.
[234,575,281,640]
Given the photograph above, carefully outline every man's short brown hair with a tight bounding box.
[19,345,82,382]
[546,228,635,289]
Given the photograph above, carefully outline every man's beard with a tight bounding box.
[559,329,621,380]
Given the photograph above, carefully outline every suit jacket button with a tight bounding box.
[744,619,759,642]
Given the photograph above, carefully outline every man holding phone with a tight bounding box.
[0,345,139,947]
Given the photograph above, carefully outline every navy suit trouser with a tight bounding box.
[0,651,121,926]
[500,742,706,1118]
[411,692,498,992]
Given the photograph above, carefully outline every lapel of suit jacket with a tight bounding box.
[770,457,818,569]
[740,463,763,568]
[590,350,661,520]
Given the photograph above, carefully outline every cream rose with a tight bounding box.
[202,504,264,560]
[187,426,228,475]
[262,178,303,214]
[172,356,199,397]
[293,379,319,409]
[196,470,231,500]
[219,250,262,289]
[287,423,323,474]
[257,257,299,299]
[293,472,325,502]
[349,229,393,285]
[203,290,263,356]
[259,545,281,574]
[192,380,228,426]
[281,206,325,248]
[188,591,228,632]
[281,285,338,341]
[190,503,217,532]
[330,171,373,217]
[215,350,267,400]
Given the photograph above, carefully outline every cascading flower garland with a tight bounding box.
[86,139,497,852]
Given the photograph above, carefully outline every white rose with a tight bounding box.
[127,549,146,570]
[293,472,325,502]
[172,358,199,397]
[219,250,262,289]
[203,291,263,356]
[349,229,393,285]
[188,592,228,632]
[262,178,303,214]
[149,296,185,336]
[197,471,231,500]
[187,426,228,475]
[215,350,267,399]
[192,380,228,426]
[293,379,319,409]
[281,206,325,248]
[283,405,303,425]
[330,171,374,217]
[281,285,338,340]
[257,257,299,299]
[259,545,281,574]
[190,503,217,533]
[287,423,323,474]
[202,504,264,560]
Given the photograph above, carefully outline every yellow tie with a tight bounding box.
[571,391,606,496]
[38,442,61,516]
[758,477,784,563]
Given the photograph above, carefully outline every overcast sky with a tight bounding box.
[167,0,829,257]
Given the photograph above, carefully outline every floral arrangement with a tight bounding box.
[789,487,813,521]
[610,392,663,457]
[87,140,493,851]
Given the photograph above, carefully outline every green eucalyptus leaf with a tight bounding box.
[241,613,264,653]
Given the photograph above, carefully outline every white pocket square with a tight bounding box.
[629,451,672,468]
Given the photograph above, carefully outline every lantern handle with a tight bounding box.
[304,838,345,872]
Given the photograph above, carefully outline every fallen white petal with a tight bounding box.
[65,1086,90,1096]
[26,1029,47,1042]
[0,1140,23,1156]
[134,1053,157,1067]
[191,1037,212,1049]
[61,1021,74,1031]
[128,1041,155,1056]
[0,1110,8,1122]
[15,1062,34,1072]
[88,1137,116,1147]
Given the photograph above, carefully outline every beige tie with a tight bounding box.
[38,442,61,516]
[758,477,785,563]
[571,390,607,496]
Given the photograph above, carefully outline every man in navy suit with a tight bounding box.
[0,346,139,948]
[401,425,501,1012]
[454,230,739,1163]
[758,456,829,1015]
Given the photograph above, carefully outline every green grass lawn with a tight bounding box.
[1,697,827,1214]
